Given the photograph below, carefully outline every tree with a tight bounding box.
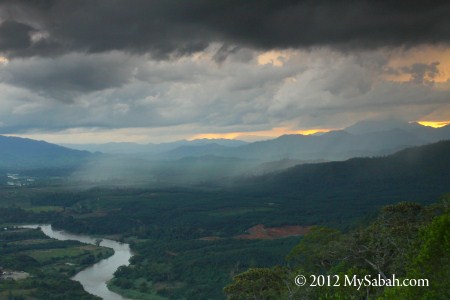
[139,281,148,293]
[223,268,285,300]
[381,212,450,299]
[339,202,431,279]
[286,226,342,273]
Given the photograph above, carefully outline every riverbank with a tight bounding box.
[0,226,108,299]
[107,280,167,300]
[23,225,133,300]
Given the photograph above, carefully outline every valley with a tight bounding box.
[0,138,449,299]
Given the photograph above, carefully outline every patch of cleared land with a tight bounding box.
[235,224,310,239]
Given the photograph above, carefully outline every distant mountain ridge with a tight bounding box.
[211,121,450,161]
[215,129,421,160]
[62,138,247,155]
[0,135,92,170]
[61,120,450,162]
[2,120,449,175]
[344,119,422,134]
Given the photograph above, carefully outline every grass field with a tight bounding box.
[24,206,63,212]
[0,227,113,299]
[25,247,91,263]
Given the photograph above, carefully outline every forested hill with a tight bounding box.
[0,135,92,170]
[255,140,450,186]
[239,141,450,218]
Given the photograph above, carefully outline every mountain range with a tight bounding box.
[1,120,449,178]
[0,135,91,170]
[62,138,247,155]
[63,120,450,162]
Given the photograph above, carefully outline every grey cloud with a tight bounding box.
[0,52,139,102]
[0,20,32,51]
[401,62,440,85]
[265,53,449,129]
[383,61,443,86]
[0,51,297,132]
[212,45,241,64]
[1,48,448,137]
[0,1,449,59]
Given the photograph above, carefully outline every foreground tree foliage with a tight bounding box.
[223,268,285,300]
[224,197,449,299]
[286,226,342,273]
[381,212,450,299]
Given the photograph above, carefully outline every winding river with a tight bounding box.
[22,225,132,300]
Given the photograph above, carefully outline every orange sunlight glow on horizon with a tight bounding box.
[189,127,335,141]
[417,121,450,128]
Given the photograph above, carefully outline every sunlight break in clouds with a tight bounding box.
[190,127,335,141]
[257,51,291,67]
[382,46,450,86]
[417,121,450,128]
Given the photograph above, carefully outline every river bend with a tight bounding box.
[22,224,132,300]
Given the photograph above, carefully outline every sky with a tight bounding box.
[0,0,449,144]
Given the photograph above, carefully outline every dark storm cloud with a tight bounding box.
[0,52,139,101]
[0,20,32,50]
[0,0,449,58]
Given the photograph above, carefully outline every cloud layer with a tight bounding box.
[1,0,449,58]
[0,1,449,143]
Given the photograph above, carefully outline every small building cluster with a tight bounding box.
[0,266,29,280]
[5,173,35,187]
